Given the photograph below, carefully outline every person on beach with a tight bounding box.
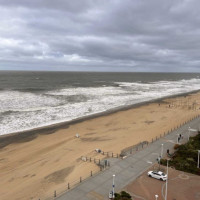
[179,133,183,140]
[167,149,169,154]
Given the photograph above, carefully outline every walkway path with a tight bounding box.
[56,117,200,200]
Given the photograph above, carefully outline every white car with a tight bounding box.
[147,171,167,181]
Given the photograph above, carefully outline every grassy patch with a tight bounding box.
[161,133,200,175]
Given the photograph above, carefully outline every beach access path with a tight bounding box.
[56,117,200,200]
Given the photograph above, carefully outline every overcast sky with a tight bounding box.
[0,0,200,72]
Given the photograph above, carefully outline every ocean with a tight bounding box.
[0,71,200,136]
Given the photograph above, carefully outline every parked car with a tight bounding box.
[147,171,167,181]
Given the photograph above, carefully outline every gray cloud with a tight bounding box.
[0,0,200,72]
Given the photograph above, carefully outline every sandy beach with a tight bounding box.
[1,91,200,200]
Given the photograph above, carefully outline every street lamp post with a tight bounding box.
[188,127,190,141]
[198,150,200,168]
[158,157,161,171]
[165,160,169,200]
[161,144,164,158]
[152,153,161,171]
[112,174,115,199]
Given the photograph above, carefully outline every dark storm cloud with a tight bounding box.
[0,0,200,71]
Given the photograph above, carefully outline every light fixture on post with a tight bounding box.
[188,127,197,141]
[188,127,190,141]
[165,159,169,200]
[112,174,115,199]
[161,144,164,158]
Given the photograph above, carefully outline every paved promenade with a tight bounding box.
[57,117,200,200]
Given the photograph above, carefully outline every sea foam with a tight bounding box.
[0,78,200,135]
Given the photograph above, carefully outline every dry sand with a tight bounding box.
[0,92,200,200]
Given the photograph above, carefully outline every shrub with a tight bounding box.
[114,191,132,200]
[174,144,180,150]
[160,159,167,165]
[121,191,131,199]
[161,133,200,175]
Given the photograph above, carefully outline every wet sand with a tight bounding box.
[0,91,200,199]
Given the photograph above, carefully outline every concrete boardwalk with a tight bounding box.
[56,117,200,200]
